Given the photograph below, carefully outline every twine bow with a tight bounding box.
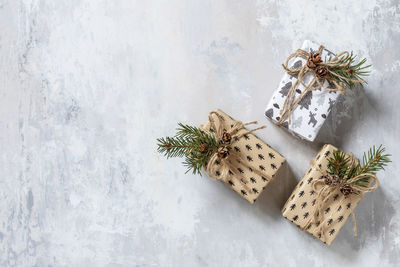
[277,46,362,126]
[302,154,379,243]
[205,112,267,193]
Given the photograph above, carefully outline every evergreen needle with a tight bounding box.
[327,145,391,188]
[157,123,221,175]
[326,52,371,88]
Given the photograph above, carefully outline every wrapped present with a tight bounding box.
[281,144,388,245]
[265,40,369,141]
[157,109,285,204]
[199,109,286,203]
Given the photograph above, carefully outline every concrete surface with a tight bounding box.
[0,0,399,266]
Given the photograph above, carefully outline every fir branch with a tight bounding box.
[360,145,391,173]
[157,123,221,175]
[327,149,350,179]
[326,52,371,89]
[327,145,391,188]
[352,145,391,186]
[175,123,219,148]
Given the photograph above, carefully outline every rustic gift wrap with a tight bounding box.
[265,40,344,142]
[282,144,374,245]
[200,109,285,203]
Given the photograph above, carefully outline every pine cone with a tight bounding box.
[200,143,209,153]
[340,184,354,196]
[217,146,229,159]
[315,65,329,78]
[307,52,322,69]
[221,131,232,144]
[324,174,339,186]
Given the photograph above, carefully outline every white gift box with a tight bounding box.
[265,40,341,142]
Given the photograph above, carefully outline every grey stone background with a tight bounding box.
[1,0,399,266]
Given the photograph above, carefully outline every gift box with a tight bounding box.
[200,109,286,203]
[265,40,341,142]
[281,144,368,245]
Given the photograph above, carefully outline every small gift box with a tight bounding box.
[265,40,368,141]
[157,109,286,204]
[282,144,388,245]
[199,109,286,203]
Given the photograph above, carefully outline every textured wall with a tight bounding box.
[1,0,399,266]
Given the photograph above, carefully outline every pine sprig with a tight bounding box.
[327,149,350,179]
[175,123,217,146]
[361,145,391,173]
[157,123,220,175]
[326,52,371,88]
[352,145,391,187]
[327,145,391,188]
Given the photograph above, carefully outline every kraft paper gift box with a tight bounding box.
[282,144,367,245]
[200,109,285,203]
[265,40,341,142]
